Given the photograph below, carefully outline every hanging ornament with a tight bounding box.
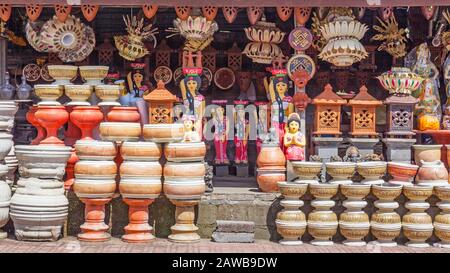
[421,6,438,20]
[247,7,263,25]
[223,7,238,24]
[54,5,72,23]
[277,7,293,22]
[26,4,43,22]
[175,6,191,20]
[81,5,99,22]
[142,5,158,19]
[202,7,218,21]
[294,7,312,26]
[0,4,11,22]
[288,26,313,51]
[352,7,366,20]
[378,7,393,21]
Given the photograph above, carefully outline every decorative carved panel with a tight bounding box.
[389,104,413,132]
[151,104,171,124]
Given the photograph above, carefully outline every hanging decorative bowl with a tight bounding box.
[172,16,218,41]
[214,68,235,90]
[243,42,284,64]
[376,67,424,95]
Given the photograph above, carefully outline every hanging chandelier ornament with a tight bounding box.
[317,8,368,67]
[243,16,286,64]
[114,15,158,61]
[371,15,408,58]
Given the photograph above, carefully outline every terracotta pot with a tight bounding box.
[356,161,387,185]
[120,141,161,161]
[257,144,286,169]
[74,140,117,161]
[164,142,206,162]
[34,105,69,145]
[416,160,449,186]
[120,175,162,199]
[294,7,312,26]
[73,178,117,199]
[70,106,103,140]
[164,162,206,179]
[77,198,112,242]
[290,161,322,184]
[120,161,162,178]
[433,186,450,248]
[95,85,121,106]
[413,145,442,166]
[64,106,81,146]
[74,160,117,179]
[26,106,46,145]
[256,168,285,192]
[163,179,205,200]
[106,106,140,123]
[34,84,64,105]
[222,7,238,24]
[236,71,252,92]
[387,162,419,186]
[65,85,93,106]
[122,198,155,243]
[99,122,141,142]
[142,123,185,143]
[325,162,356,185]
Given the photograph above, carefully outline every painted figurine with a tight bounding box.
[417,79,441,130]
[234,101,249,165]
[120,63,150,125]
[179,51,205,139]
[211,101,229,165]
[182,115,201,142]
[283,113,306,161]
[255,102,269,155]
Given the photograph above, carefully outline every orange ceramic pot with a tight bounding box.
[73,178,117,199]
[257,168,286,192]
[64,106,82,146]
[387,162,419,185]
[74,160,117,179]
[164,142,206,162]
[120,141,161,161]
[416,160,449,186]
[413,145,442,166]
[106,106,140,123]
[70,106,104,140]
[99,122,141,142]
[164,162,206,178]
[163,179,206,200]
[74,140,117,160]
[34,105,68,145]
[257,144,286,169]
[142,123,184,143]
[26,105,46,145]
[120,161,162,178]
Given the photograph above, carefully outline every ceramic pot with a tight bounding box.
[79,66,109,85]
[107,106,141,123]
[0,100,18,131]
[74,160,117,179]
[142,123,184,143]
[307,183,339,246]
[164,142,206,162]
[0,133,13,160]
[339,184,371,246]
[121,161,162,178]
[73,178,116,199]
[120,141,161,161]
[0,169,11,239]
[70,106,103,140]
[34,84,64,105]
[256,168,286,193]
[9,192,68,241]
[163,168,206,200]
[387,162,419,186]
[402,185,434,248]
[164,162,206,179]
[257,143,286,169]
[95,85,121,106]
[290,161,322,184]
[74,140,117,160]
[370,183,403,247]
[325,162,356,185]
[47,65,78,85]
[413,145,442,166]
[65,85,93,106]
[357,161,387,185]
[119,161,162,199]
[34,105,69,145]
[434,186,450,248]
[416,160,449,186]
[99,122,141,142]
[276,182,308,245]
[26,105,46,145]
[15,145,71,180]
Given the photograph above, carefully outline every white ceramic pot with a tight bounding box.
[0,132,13,161]
[356,161,387,185]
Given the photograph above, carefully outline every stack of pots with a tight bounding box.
[256,143,286,192]
[413,145,448,186]
[0,101,19,187]
[73,140,117,242]
[11,145,71,241]
[434,186,450,248]
[119,141,162,243]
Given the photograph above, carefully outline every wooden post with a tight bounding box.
[0,37,6,84]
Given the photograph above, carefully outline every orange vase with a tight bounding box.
[106,106,141,123]
[64,106,82,146]
[26,105,46,145]
[122,198,155,243]
[70,106,104,140]
[34,105,69,145]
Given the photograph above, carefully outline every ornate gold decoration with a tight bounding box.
[372,15,408,58]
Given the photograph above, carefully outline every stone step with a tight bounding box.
[215,220,255,233]
[211,232,255,243]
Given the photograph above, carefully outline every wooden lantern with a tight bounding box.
[384,94,418,138]
[227,42,242,72]
[348,86,382,137]
[144,80,177,124]
[312,84,346,136]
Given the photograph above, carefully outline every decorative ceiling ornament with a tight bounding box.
[26,4,43,22]
[294,7,312,26]
[378,7,393,21]
[371,15,408,58]
[54,5,72,23]
[247,7,263,25]
[25,15,96,63]
[142,5,158,19]
[214,67,235,90]
[352,7,365,20]
[277,7,293,22]
[421,6,438,20]
[317,8,368,67]
[0,4,11,22]
[81,5,99,22]
[175,6,191,20]
[114,15,158,61]
[154,66,173,85]
[223,7,238,24]
[202,7,218,21]
[243,17,286,64]
[288,26,313,51]
[287,53,316,80]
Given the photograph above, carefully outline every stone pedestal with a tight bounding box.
[214,165,229,177]
[169,200,201,243]
[312,137,343,162]
[346,137,379,156]
[78,198,112,242]
[383,138,416,163]
[122,198,155,243]
[236,164,249,177]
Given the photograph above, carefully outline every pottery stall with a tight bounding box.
[275,182,308,245]
[10,145,71,241]
[434,186,450,248]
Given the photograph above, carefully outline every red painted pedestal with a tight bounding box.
[122,198,155,243]
[78,198,112,242]
[34,105,69,145]
[26,105,46,145]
